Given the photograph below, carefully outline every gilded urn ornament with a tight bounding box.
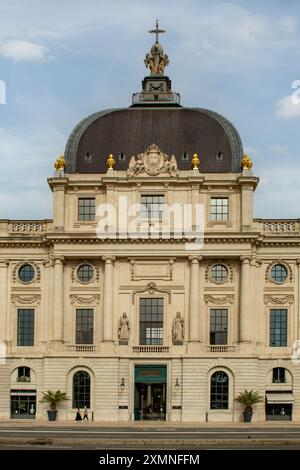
[54,155,65,175]
[107,153,115,170]
[192,153,200,170]
[241,154,253,170]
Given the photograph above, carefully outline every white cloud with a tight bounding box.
[275,95,300,118]
[0,40,47,61]
[0,127,65,218]
[254,164,300,218]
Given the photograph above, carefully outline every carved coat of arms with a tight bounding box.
[127,144,178,177]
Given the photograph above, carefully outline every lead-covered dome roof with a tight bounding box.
[64,106,243,174]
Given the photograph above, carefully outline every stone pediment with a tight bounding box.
[127,143,178,177]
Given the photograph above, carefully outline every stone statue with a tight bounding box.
[144,51,169,75]
[144,20,169,76]
[172,312,184,344]
[118,312,130,342]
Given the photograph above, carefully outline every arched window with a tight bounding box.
[73,371,91,408]
[272,367,286,383]
[17,366,31,382]
[210,371,229,409]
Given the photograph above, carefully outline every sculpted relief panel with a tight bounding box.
[127,144,178,177]
[130,260,173,281]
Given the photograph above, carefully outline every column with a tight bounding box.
[147,385,152,407]
[297,260,300,340]
[52,256,64,343]
[53,184,66,230]
[189,256,201,342]
[239,256,252,342]
[0,259,8,343]
[102,256,115,342]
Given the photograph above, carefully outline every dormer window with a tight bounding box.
[182,152,189,162]
[119,152,127,162]
[84,152,93,162]
[216,151,224,161]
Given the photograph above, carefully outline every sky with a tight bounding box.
[0,0,299,220]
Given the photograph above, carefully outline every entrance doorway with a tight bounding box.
[134,365,167,421]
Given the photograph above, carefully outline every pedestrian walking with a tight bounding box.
[75,408,82,421]
[83,406,89,420]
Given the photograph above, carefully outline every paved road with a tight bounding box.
[1,444,300,450]
[1,425,300,440]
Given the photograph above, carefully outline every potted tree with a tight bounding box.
[40,390,69,421]
[235,389,263,423]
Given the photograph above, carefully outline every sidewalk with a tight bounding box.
[1,419,300,428]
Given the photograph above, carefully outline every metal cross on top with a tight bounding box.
[149,19,166,43]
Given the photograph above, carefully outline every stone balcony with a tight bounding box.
[66,345,96,352]
[207,345,236,353]
[132,345,170,353]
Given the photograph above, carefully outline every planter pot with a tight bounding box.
[47,410,57,421]
[243,411,253,423]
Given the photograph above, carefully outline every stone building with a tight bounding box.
[0,24,299,422]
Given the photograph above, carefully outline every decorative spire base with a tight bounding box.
[132,20,180,107]
[132,75,180,106]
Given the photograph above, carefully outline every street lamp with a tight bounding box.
[120,378,125,391]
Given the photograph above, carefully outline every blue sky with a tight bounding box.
[0,0,300,219]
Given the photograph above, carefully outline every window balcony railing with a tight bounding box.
[133,346,170,353]
[17,376,31,383]
[208,345,236,353]
[67,345,96,352]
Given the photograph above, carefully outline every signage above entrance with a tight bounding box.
[135,365,167,383]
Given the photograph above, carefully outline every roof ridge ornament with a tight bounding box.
[54,154,65,176]
[144,20,169,76]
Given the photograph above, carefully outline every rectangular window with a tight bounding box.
[210,197,229,221]
[140,298,163,345]
[17,309,34,346]
[76,309,94,344]
[270,309,287,347]
[210,309,228,345]
[140,195,165,220]
[78,198,95,221]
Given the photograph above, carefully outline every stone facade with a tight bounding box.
[0,162,299,422]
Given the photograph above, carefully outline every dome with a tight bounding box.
[64,106,243,174]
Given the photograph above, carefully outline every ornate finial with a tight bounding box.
[149,19,166,43]
[241,154,253,170]
[144,20,169,75]
[54,155,65,174]
[192,153,200,170]
[107,153,115,170]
